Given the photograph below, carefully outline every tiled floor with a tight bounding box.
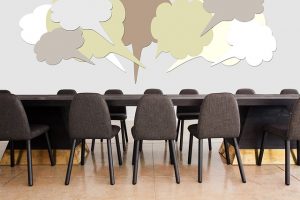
[1,121,300,200]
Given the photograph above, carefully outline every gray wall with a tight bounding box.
[0,0,298,95]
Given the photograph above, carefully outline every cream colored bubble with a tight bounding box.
[151,0,213,60]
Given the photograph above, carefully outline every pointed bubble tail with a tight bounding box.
[73,50,94,65]
[93,24,114,45]
[106,53,126,72]
[134,64,139,83]
[167,56,197,72]
[201,15,223,37]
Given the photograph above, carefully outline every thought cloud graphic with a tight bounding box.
[122,0,168,83]
[167,14,266,72]
[51,0,113,44]
[34,28,93,65]
[19,4,52,45]
[151,0,213,60]
[201,0,264,36]
[47,0,143,72]
[212,19,276,67]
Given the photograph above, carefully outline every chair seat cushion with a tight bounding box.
[264,123,289,139]
[187,124,199,138]
[111,125,121,137]
[110,113,127,120]
[30,125,50,139]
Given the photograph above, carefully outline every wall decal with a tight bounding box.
[201,0,264,36]
[19,4,52,45]
[122,0,168,83]
[168,14,266,71]
[34,28,93,65]
[51,0,113,44]
[151,0,213,65]
[19,0,276,82]
[212,19,276,67]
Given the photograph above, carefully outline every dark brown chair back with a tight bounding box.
[57,89,77,95]
[0,94,31,140]
[144,89,163,95]
[177,89,200,114]
[197,93,240,139]
[69,93,113,139]
[133,95,176,140]
[104,89,126,115]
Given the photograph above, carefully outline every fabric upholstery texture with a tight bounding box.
[144,89,163,95]
[69,93,119,139]
[132,95,176,140]
[104,89,127,119]
[0,94,42,140]
[235,88,256,95]
[280,89,299,95]
[176,89,200,120]
[0,90,11,94]
[189,93,240,139]
[57,89,77,95]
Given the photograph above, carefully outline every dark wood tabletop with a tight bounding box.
[17,94,300,106]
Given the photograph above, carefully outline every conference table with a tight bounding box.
[1,94,300,164]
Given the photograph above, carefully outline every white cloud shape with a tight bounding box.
[19,4,52,45]
[51,0,113,43]
[213,19,276,66]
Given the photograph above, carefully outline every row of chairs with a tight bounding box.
[0,88,299,186]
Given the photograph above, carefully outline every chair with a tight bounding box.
[0,90,11,94]
[0,93,55,186]
[131,95,180,184]
[280,89,299,95]
[65,93,122,185]
[258,98,300,185]
[176,89,212,153]
[144,89,163,95]
[136,88,164,151]
[57,89,77,95]
[236,88,255,95]
[187,93,246,183]
[91,89,128,152]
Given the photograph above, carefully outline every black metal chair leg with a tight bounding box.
[179,120,184,151]
[285,140,290,185]
[122,120,129,143]
[120,121,126,152]
[107,139,115,185]
[188,133,193,165]
[169,140,180,184]
[91,139,95,152]
[198,139,203,183]
[297,140,300,166]
[224,138,231,165]
[139,140,143,152]
[132,140,137,165]
[10,140,14,167]
[168,140,174,165]
[81,139,85,165]
[258,132,267,166]
[176,119,181,142]
[208,139,212,151]
[45,132,55,166]
[26,140,33,186]
[101,139,103,142]
[233,138,246,183]
[133,140,140,185]
[65,139,76,185]
[115,135,122,166]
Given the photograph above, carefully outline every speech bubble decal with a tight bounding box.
[19,4,52,45]
[51,0,113,44]
[121,0,168,83]
[201,0,264,36]
[151,0,213,60]
[212,19,276,67]
[34,28,93,65]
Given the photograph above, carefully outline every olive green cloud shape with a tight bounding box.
[46,0,143,67]
[151,0,213,60]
